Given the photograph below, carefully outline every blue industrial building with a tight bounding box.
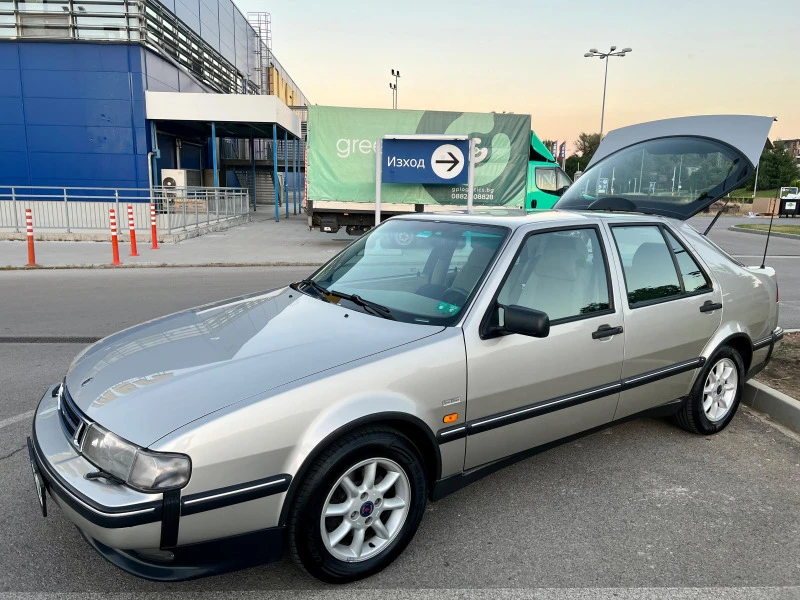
[0,1,306,197]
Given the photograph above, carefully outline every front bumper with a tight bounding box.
[29,383,286,581]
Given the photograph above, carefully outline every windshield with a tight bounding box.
[555,136,750,219]
[308,219,509,325]
[535,167,572,195]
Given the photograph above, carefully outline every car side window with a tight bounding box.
[611,225,684,306]
[664,230,712,293]
[497,228,612,323]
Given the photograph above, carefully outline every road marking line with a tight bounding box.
[0,337,99,344]
[0,410,35,430]
[1,588,799,599]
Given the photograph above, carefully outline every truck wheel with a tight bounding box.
[288,427,427,583]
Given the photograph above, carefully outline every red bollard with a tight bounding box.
[150,203,159,250]
[25,208,37,267]
[109,208,122,265]
[127,205,139,257]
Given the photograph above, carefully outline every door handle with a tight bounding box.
[699,301,722,313]
[592,325,623,339]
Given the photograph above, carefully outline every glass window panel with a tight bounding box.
[535,168,557,192]
[75,15,127,25]
[74,3,128,14]
[18,1,69,12]
[664,230,711,293]
[556,136,751,220]
[75,26,128,39]
[612,226,681,305]
[498,229,611,322]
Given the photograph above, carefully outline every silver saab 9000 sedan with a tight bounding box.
[28,115,783,583]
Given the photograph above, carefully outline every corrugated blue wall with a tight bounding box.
[0,41,149,189]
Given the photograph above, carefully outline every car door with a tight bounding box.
[607,222,723,420]
[458,224,626,470]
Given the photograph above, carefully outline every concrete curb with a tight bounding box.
[0,262,323,270]
[742,380,800,434]
[729,225,800,240]
[0,214,251,243]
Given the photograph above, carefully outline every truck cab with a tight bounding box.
[525,133,572,210]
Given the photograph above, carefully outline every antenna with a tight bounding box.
[760,197,777,269]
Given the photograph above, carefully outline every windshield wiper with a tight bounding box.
[291,279,331,302]
[328,289,395,320]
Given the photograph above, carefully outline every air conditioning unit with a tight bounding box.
[161,169,187,189]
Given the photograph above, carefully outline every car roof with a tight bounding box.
[392,209,678,231]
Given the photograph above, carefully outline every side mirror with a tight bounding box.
[502,304,550,338]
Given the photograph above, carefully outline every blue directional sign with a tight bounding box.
[382,138,470,185]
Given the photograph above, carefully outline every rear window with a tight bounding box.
[555,136,751,219]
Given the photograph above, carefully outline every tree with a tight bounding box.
[564,154,583,179]
[541,139,556,158]
[574,132,602,164]
[742,141,800,192]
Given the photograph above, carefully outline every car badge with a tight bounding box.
[360,501,374,517]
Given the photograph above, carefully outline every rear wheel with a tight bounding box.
[288,427,427,583]
[673,346,744,435]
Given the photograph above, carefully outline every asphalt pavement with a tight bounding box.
[1,219,799,597]
[2,354,799,594]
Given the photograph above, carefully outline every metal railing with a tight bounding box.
[0,186,249,234]
[221,138,306,163]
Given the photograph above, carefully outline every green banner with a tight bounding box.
[307,106,531,206]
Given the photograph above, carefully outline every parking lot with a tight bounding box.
[1,220,799,598]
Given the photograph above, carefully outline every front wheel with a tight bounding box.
[287,427,428,583]
[673,346,744,435]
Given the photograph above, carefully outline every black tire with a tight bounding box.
[673,346,744,435]
[287,427,428,583]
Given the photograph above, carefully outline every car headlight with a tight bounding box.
[81,424,191,492]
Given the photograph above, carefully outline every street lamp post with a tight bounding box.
[584,46,631,138]
[390,69,401,109]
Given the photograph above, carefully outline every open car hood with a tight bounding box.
[554,115,775,219]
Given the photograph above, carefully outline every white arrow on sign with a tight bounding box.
[431,144,465,180]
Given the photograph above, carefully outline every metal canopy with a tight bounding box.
[144,91,302,140]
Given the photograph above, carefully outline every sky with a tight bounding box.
[235,0,799,153]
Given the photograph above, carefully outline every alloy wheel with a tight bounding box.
[702,357,738,422]
[320,457,411,562]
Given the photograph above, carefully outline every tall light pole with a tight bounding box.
[584,46,631,138]
[390,69,401,109]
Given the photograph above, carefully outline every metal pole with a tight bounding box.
[63,188,70,233]
[467,138,476,214]
[273,123,279,222]
[114,189,120,226]
[251,136,257,210]
[293,139,298,215]
[638,148,645,194]
[211,122,219,188]
[375,138,382,227]
[600,55,609,139]
[284,129,289,218]
[753,160,760,199]
[12,187,19,233]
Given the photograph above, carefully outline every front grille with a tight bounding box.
[58,384,89,448]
